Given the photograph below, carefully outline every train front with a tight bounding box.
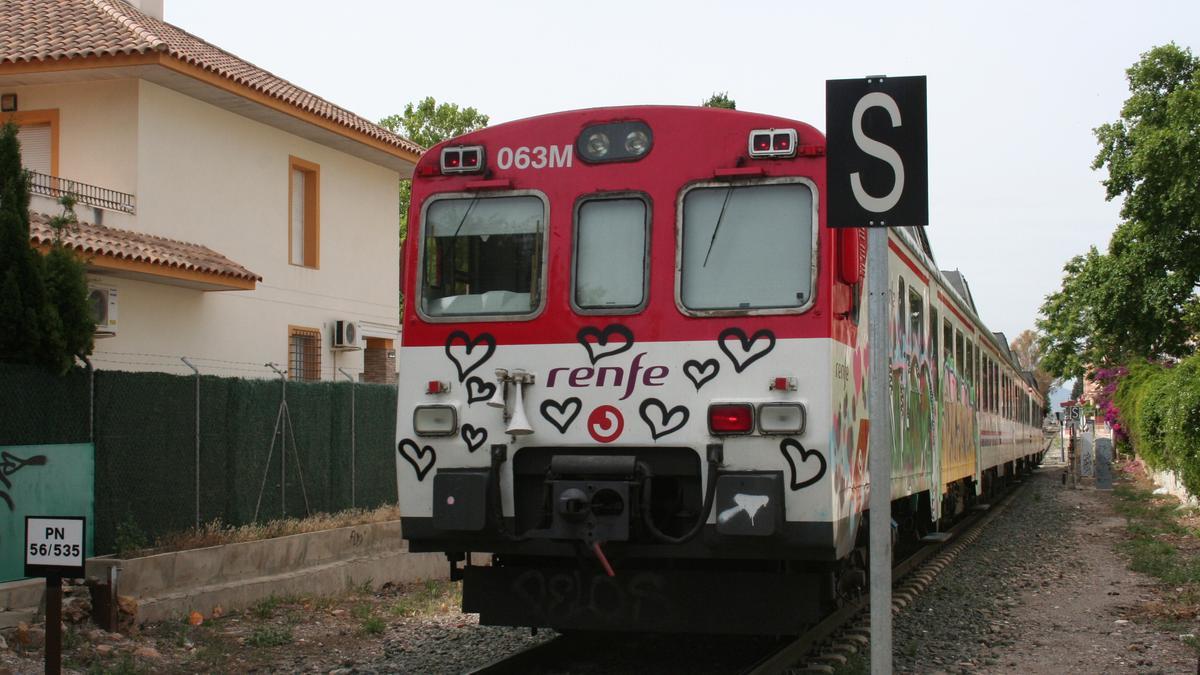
[395,107,867,635]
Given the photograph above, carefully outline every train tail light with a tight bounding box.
[747,128,798,158]
[441,145,485,174]
[708,403,754,435]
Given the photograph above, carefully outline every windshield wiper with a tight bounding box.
[450,196,481,240]
[702,186,735,268]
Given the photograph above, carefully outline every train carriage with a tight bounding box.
[394,105,1045,635]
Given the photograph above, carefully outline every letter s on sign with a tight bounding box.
[850,92,905,214]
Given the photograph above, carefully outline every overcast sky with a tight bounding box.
[169,1,1198,344]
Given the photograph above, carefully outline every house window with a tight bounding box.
[288,326,321,381]
[289,156,320,268]
[9,109,59,176]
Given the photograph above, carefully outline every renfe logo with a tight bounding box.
[546,352,668,401]
[587,405,624,443]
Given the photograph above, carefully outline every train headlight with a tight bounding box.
[758,402,806,435]
[578,121,652,163]
[624,129,649,155]
[708,403,754,435]
[586,132,610,158]
[413,405,457,436]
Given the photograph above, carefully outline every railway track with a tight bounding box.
[467,474,1031,675]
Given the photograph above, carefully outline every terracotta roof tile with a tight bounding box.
[29,211,262,283]
[0,0,422,157]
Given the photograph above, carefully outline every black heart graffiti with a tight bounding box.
[465,377,496,405]
[683,358,720,391]
[397,439,436,481]
[444,331,497,382]
[461,424,487,453]
[638,399,690,440]
[718,327,776,373]
[540,397,582,434]
[576,324,634,365]
[778,439,826,490]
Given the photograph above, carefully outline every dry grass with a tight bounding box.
[120,504,399,558]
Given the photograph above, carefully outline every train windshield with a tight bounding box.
[680,182,814,311]
[420,195,544,317]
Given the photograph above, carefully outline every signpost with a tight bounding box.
[827,75,928,675]
[25,516,85,675]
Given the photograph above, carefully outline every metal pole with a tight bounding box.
[266,363,288,517]
[338,367,356,508]
[181,357,200,528]
[45,574,61,675]
[867,225,893,674]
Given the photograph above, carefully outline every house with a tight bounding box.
[0,0,420,383]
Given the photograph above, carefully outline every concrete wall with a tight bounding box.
[18,77,402,380]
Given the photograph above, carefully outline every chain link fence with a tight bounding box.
[0,362,398,554]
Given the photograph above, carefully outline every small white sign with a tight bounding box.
[25,517,84,570]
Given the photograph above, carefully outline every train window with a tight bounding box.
[982,357,990,411]
[955,329,964,375]
[897,277,907,342]
[420,194,545,318]
[573,197,648,312]
[908,287,923,344]
[965,340,974,388]
[930,308,939,383]
[943,320,953,368]
[679,182,814,311]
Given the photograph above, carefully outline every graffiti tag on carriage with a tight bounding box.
[510,569,676,625]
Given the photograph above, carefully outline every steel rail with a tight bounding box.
[465,472,1033,675]
[743,474,1029,674]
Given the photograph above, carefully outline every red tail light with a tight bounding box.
[709,403,754,434]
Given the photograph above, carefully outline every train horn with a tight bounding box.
[506,369,534,436]
[487,368,509,409]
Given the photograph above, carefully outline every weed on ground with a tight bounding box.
[1113,470,1200,649]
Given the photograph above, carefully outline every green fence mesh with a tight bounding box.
[0,363,398,554]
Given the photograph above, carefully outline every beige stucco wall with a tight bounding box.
[22,77,401,380]
[6,78,139,195]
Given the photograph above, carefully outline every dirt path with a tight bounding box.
[980,455,1196,674]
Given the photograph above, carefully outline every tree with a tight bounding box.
[1039,44,1200,374]
[1009,329,1054,400]
[0,122,92,373]
[0,121,51,366]
[43,196,94,372]
[702,92,736,109]
[378,98,489,244]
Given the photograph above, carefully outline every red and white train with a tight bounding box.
[394,105,1046,635]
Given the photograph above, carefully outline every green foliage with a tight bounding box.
[1113,355,1200,495]
[245,625,293,648]
[0,123,93,373]
[702,92,736,109]
[114,513,149,557]
[362,615,386,634]
[0,121,52,367]
[1039,44,1200,373]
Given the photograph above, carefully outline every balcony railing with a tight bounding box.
[28,170,136,214]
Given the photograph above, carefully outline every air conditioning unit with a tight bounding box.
[88,286,118,336]
[332,319,362,350]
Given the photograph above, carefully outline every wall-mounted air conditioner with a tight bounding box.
[332,319,362,350]
[88,286,118,336]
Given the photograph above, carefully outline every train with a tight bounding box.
[393,105,1046,635]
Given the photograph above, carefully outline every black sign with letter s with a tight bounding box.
[826,76,928,229]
